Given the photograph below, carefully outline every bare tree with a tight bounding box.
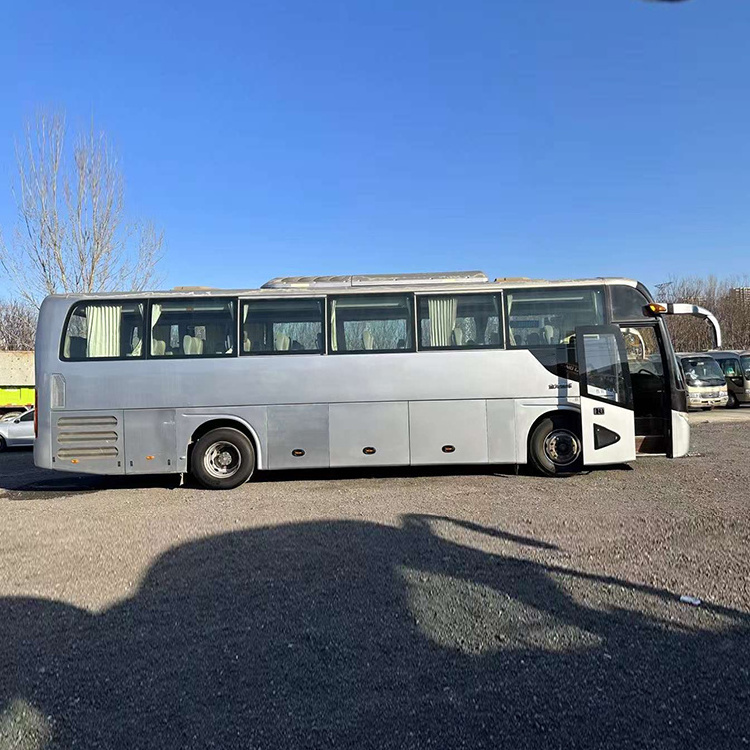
[0,112,164,308]
[0,300,37,350]
[657,275,750,352]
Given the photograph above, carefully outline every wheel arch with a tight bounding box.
[515,404,581,465]
[187,417,263,469]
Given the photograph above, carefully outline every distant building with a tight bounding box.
[730,287,750,304]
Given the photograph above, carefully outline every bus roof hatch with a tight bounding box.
[261,271,489,289]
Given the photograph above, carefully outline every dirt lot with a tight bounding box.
[1,421,749,749]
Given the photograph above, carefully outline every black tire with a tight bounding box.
[190,427,255,490]
[0,436,6,453]
[727,392,739,409]
[529,414,583,477]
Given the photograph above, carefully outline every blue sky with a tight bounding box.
[0,0,748,296]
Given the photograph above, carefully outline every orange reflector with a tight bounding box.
[71,459,79,464]
[647,303,667,314]
[146,455,154,461]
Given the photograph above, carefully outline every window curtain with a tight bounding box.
[329,300,338,351]
[507,294,516,346]
[241,303,267,352]
[86,304,122,358]
[150,303,163,355]
[130,304,144,356]
[428,297,457,347]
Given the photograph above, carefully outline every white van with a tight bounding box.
[677,353,729,411]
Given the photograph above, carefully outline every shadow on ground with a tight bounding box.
[1,515,748,749]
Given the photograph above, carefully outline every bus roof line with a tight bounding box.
[42,277,639,301]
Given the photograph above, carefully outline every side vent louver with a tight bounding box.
[56,415,120,459]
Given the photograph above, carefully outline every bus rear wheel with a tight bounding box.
[190,427,255,489]
[529,414,583,477]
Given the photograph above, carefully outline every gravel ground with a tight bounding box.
[1,422,749,749]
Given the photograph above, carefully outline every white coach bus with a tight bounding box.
[33,272,719,489]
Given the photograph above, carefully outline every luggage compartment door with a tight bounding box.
[329,402,409,467]
[124,409,176,473]
[268,404,330,469]
[409,399,488,465]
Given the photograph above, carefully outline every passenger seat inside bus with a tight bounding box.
[183,335,204,355]
[363,330,374,350]
[274,332,291,351]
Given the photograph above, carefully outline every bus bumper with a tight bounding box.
[671,410,690,458]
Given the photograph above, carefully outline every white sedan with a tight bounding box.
[0,408,35,450]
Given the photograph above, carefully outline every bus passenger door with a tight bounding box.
[575,326,636,466]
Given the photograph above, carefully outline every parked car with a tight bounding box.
[0,408,35,450]
[709,350,750,408]
[676,353,729,411]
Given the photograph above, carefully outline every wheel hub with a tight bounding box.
[543,429,581,467]
[203,441,242,478]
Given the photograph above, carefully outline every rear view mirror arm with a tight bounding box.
[654,302,723,349]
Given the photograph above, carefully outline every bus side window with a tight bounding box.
[417,294,503,350]
[241,298,324,355]
[61,301,146,360]
[329,294,414,353]
[149,299,237,358]
[505,287,605,348]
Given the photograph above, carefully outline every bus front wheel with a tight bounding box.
[190,427,256,489]
[529,414,583,477]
